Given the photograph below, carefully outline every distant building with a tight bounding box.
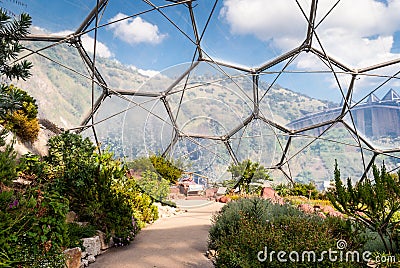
[288,89,400,138]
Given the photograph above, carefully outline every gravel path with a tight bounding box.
[91,200,224,268]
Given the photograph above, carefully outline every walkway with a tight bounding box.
[91,200,224,268]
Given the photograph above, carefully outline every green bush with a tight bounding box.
[0,187,69,267]
[45,132,97,219]
[0,85,39,143]
[65,223,97,249]
[209,198,366,268]
[112,177,159,230]
[274,182,319,199]
[135,170,170,201]
[0,143,17,186]
[149,155,182,184]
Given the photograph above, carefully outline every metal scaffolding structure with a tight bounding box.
[18,0,400,183]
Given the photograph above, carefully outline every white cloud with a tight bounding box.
[107,13,166,45]
[220,0,400,69]
[52,30,113,58]
[81,35,114,58]
[128,65,159,77]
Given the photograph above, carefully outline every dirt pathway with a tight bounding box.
[91,201,224,268]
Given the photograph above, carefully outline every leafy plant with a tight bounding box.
[149,155,183,184]
[0,141,17,186]
[65,223,97,249]
[227,159,271,194]
[45,132,97,217]
[209,198,366,268]
[274,182,319,199]
[135,170,170,201]
[327,161,400,253]
[0,8,32,81]
[112,176,159,230]
[0,187,69,267]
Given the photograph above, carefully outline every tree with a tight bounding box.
[228,159,271,194]
[149,155,182,184]
[327,160,400,253]
[0,8,32,80]
[0,8,33,144]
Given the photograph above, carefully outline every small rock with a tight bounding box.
[81,251,88,259]
[82,236,101,257]
[87,255,96,263]
[298,203,314,213]
[65,211,77,223]
[81,259,89,267]
[217,195,231,203]
[328,210,344,218]
[63,247,81,268]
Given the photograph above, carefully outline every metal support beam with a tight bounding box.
[278,135,292,166]
[303,0,318,50]
[161,96,180,134]
[256,46,302,73]
[226,114,254,139]
[341,74,356,115]
[75,0,109,34]
[78,92,107,132]
[21,34,67,42]
[114,90,162,98]
[201,57,252,73]
[162,132,179,157]
[163,61,200,95]
[252,73,259,118]
[359,153,378,182]
[310,47,354,72]
[224,140,239,165]
[188,2,202,59]
[259,115,291,134]
[74,39,109,96]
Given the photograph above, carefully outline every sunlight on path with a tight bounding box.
[91,200,224,268]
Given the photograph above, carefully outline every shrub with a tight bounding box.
[209,198,366,268]
[149,155,182,184]
[0,85,39,143]
[65,223,97,249]
[8,110,40,143]
[112,177,159,230]
[328,161,400,254]
[0,187,69,267]
[0,143,17,186]
[135,170,170,201]
[274,182,319,199]
[227,159,270,194]
[45,132,97,218]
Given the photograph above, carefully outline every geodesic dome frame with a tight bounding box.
[18,0,400,184]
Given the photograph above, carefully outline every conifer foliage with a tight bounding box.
[328,160,400,253]
[0,8,32,80]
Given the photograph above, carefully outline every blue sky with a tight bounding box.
[3,0,400,101]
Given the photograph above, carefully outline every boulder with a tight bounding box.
[217,195,231,203]
[298,203,314,213]
[87,255,96,263]
[321,205,336,214]
[260,187,284,204]
[205,188,217,199]
[82,236,101,257]
[64,247,81,268]
[328,210,344,218]
[97,230,113,251]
